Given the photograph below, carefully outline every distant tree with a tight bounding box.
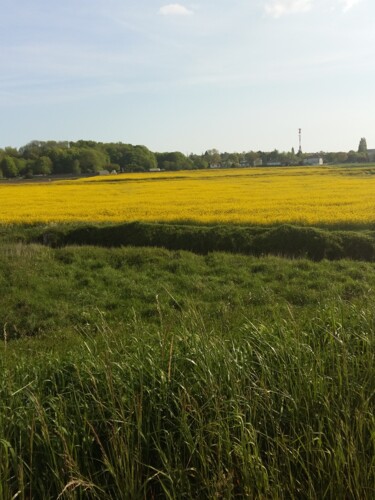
[357,152,368,163]
[71,159,81,175]
[103,143,127,167]
[4,146,19,157]
[131,145,157,170]
[268,149,281,162]
[345,150,368,163]
[72,140,99,149]
[335,152,349,164]
[34,156,53,175]
[358,137,368,154]
[226,152,240,168]
[156,152,193,171]
[15,158,28,176]
[189,154,208,169]
[0,156,18,178]
[244,151,260,166]
[282,150,298,166]
[49,148,81,174]
[204,149,221,167]
[19,141,42,160]
[78,148,108,173]
[107,163,120,172]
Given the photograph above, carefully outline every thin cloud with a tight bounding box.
[159,4,193,16]
[340,0,361,12]
[265,0,312,18]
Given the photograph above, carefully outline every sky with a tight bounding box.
[0,0,374,153]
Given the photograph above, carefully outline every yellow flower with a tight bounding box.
[1,166,374,226]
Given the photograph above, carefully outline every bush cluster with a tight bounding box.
[38,222,375,261]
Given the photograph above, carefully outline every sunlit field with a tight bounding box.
[2,166,375,225]
[1,167,375,498]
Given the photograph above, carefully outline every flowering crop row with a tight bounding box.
[1,166,375,225]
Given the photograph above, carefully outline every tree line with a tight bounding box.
[0,138,371,179]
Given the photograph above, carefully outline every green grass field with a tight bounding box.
[0,225,374,498]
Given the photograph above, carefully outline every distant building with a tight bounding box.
[253,158,263,167]
[239,160,250,167]
[267,162,282,166]
[98,170,110,175]
[367,149,375,162]
[303,157,323,166]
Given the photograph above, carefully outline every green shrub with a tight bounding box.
[35,222,375,261]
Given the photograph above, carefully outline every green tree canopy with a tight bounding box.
[0,156,18,178]
[156,152,193,171]
[103,143,157,171]
[33,156,53,175]
[189,154,208,169]
[78,148,108,173]
[358,137,368,154]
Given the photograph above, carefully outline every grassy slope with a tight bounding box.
[1,241,375,339]
[0,238,374,498]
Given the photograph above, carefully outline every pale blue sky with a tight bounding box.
[0,0,374,153]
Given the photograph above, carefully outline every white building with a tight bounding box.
[303,157,323,166]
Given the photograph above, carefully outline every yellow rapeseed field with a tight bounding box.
[1,166,375,225]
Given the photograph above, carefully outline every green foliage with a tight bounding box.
[103,143,157,171]
[2,320,374,497]
[78,148,108,173]
[358,137,368,153]
[37,222,375,262]
[19,140,46,159]
[0,156,18,178]
[2,139,375,178]
[189,154,209,169]
[0,239,374,497]
[156,151,193,170]
[33,155,53,175]
[71,158,81,175]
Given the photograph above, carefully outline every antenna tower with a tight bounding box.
[298,128,302,154]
